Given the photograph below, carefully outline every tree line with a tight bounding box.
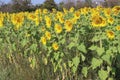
[0,0,120,13]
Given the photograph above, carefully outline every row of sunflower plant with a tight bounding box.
[0,6,120,80]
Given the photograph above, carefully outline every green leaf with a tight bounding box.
[54,52,59,61]
[118,46,120,53]
[91,58,103,69]
[82,67,88,78]
[67,42,75,49]
[91,36,100,42]
[72,66,77,74]
[107,66,112,73]
[77,43,87,53]
[102,54,111,65]
[60,39,65,44]
[108,78,113,80]
[89,45,97,51]
[72,56,80,67]
[21,39,28,47]
[96,47,105,56]
[68,61,73,67]
[30,44,37,52]
[81,54,86,62]
[12,43,16,51]
[98,69,108,80]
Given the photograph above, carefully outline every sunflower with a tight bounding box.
[43,9,48,14]
[52,42,59,51]
[74,11,80,19]
[45,16,51,28]
[116,25,120,31]
[45,31,51,40]
[69,7,74,13]
[28,13,37,21]
[41,36,47,45]
[106,30,115,39]
[108,17,114,24]
[59,17,64,23]
[104,8,112,17]
[0,14,4,27]
[11,13,24,30]
[57,12,63,18]
[63,8,68,14]
[64,20,73,32]
[54,24,62,34]
[91,15,106,27]
[112,6,120,15]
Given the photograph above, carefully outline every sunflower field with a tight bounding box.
[0,6,120,80]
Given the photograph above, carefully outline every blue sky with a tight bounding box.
[1,0,62,5]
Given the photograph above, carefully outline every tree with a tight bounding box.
[85,0,92,7]
[58,2,64,11]
[42,0,58,10]
[11,0,32,12]
[103,0,120,7]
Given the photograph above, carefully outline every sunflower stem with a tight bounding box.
[99,28,102,48]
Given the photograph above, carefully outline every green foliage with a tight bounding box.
[98,69,108,80]
[42,0,58,10]
[82,67,88,78]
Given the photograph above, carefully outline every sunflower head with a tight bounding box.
[106,30,115,39]
[91,15,106,27]
[54,24,62,34]
[52,42,59,51]
[64,20,73,32]
[116,25,120,31]
[45,16,51,28]
[41,36,47,45]
[112,6,120,15]
[45,31,51,40]
[108,17,114,24]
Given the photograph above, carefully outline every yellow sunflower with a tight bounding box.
[108,17,114,24]
[0,14,4,28]
[106,30,115,39]
[91,15,106,27]
[112,6,120,15]
[52,42,59,51]
[64,20,73,32]
[45,16,51,28]
[104,8,112,17]
[54,24,62,34]
[11,13,24,30]
[74,11,80,19]
[41,36,47,45]
[45,31,51,40]
[116,25,120,31]
[69,7,74,13]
